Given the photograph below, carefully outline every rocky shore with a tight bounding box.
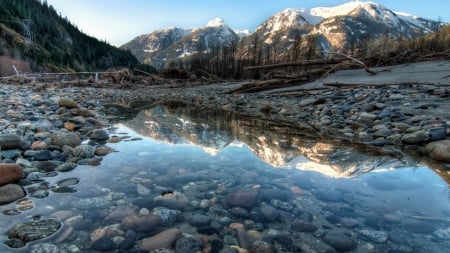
[98,79,450,166]
[1,60,450,252]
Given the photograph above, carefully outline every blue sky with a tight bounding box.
[46,0,449,46]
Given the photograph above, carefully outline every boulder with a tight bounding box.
[425,140,450,162]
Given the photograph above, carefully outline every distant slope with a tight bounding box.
[0,0,138,75]
[122,18,240,69]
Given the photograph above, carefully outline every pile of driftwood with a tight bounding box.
[230,53,376,94]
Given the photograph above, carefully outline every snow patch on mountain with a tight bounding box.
[207,17,226,27]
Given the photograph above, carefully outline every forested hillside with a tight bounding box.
[0,0,138,75]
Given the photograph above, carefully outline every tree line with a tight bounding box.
[169,25,450,80]
[0,0,141,73]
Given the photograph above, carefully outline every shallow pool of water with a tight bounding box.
[1,105,450,252]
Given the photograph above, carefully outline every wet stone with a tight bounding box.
[0,134,22,150]
[0,184,25,204]
[322,230,357,252]
[90,129,110,141]
[50,132,81,148]
[73,144,96,158]
[226,190,258,209]
[291,219,318,232]
[230,207,249,218]
[175,237,202,253]
[0,163,23,186]
[189,213,212,227]
[359,229,388,243]
[153,191,190,210]
[139,228,182,252]
[91,236,116,252]
[55,163,77,172]
[7,219,61,247]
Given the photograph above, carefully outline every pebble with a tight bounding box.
[226,190,258,209]
[153,191,190,209]
[139,228,182,252]
[322,230,357,252]
[121,214,162,232]
[7,219,61,247]
[0,183,25,204]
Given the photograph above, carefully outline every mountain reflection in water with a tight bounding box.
[126,105,414,178]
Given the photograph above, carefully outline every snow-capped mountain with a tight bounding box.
[123,1,444,68]
[253,1,443,51]
[122,18,239,69]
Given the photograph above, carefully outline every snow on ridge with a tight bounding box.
[207,17,226,27]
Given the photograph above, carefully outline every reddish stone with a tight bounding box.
[0,164,23,186]
[31,141,48,150]
[139,228,181,252]
[226,190,258,208]
[121,214,162,232]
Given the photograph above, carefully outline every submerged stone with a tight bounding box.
[7,219,61,247]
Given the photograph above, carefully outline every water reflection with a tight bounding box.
[127,105,413,177]
[1,105,449,252]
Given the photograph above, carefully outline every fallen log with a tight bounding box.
[243,58,347,71]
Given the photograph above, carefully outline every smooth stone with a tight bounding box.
[1,149,22,160]
[8,219,61,246]
[57,178,80,187]
[0,183,25,204]
[0,163,23,186]
[0,134,22,150]
[50,132,81,148]
[322,230,356,252]
[401,131,430,144]
[360,112,377,120]
[91,236,116,252]
[58,98,78,108]
[260,189,291,202]
[95,146,115,156]
[139,228,182,252]
[248,240,274,253]
[154,191,190,210]
[291,219,318,232]
[260,203,279,222]
[425,140,450,162]
[73,144,96,158]
[230,207,249,218]
[137,184,151,196]
[90,129,109,141]
[359,229,388,243]
[174,237,202,253]
[31,141,48,150]
[189,213,212,227]
[152,207,181,226]
[31,161,62,171]
[405,222,436,234]
[121,214,162,232]
[226,190,258,209]
[429,127,447,141]
[55,163,77,172]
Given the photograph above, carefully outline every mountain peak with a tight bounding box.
[207,17,226,27]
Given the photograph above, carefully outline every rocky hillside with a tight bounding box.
[0,0,138,75]
[122,18,240,69]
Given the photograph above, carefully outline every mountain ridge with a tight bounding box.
[122,0,445,69]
